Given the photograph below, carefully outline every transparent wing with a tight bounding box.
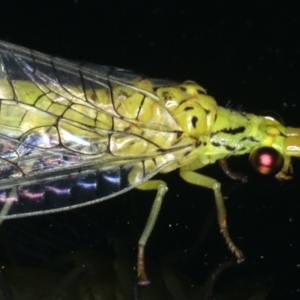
[0,41,190,219]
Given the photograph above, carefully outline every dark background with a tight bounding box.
[0,1,300,299]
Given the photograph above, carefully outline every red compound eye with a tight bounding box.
[250,147,283,175]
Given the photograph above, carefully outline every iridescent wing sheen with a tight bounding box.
[0,41,190,219]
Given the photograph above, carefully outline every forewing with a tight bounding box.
[0,41,188,219]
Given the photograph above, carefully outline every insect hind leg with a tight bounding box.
[0,189,16,225]
[135,180,168,285]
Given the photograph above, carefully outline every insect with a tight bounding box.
[0,40,299,285]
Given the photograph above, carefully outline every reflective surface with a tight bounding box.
[0,1,300,299]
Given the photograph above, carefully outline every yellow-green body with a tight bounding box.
[0,41,299,284]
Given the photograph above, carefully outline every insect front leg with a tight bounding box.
[135,180,168,285]
[179,167,244,264]
[218,158,248,182]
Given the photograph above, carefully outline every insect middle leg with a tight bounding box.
[179,166,244,264]
[135,180,168,285]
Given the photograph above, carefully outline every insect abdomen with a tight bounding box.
[0,167,132,219]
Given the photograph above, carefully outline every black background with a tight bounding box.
[0,1,300,299]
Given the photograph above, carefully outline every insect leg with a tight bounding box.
[0,201,12,225]
[218,158,247,182]
[0,189,17,225]
[179,169,244,263]
[135,180,168,285]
